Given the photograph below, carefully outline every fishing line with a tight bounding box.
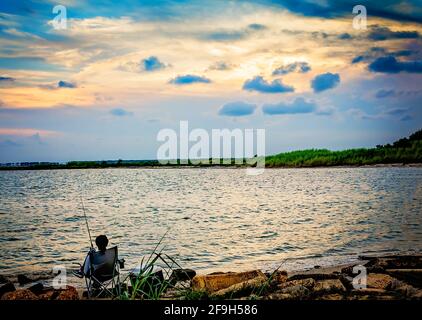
[80,195,94,249]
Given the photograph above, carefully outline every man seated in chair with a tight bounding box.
[74,234,123,279]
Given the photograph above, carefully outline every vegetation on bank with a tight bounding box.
[1,129,421,170]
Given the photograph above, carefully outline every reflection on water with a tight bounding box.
[0,168,421,276]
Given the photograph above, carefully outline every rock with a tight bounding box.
[411,290,422,299]
[130,270,164,292]
[38,289,60,300]
[339,275,355,291]
[169,269,196,285]
[348,294,397,301]
[313,279,346,294]
[386,269,422,288]
[384,256,422,269]
[0,275,9,284]
[278,278,315,290]
[288,273,338,281]
[266,293,293,300]
[28,282,44,295]
[316,293,344,300]
[1,289,38,300]
[56,286,79,300]
[279,285,311,299]
[192,270,267,293]
[351,288,390,296]
[0,281,16,298]
[269,270,288,285]
[366,273,396,290]
[17,274,34,286]
[389,279,419,298]
[341,265,354,276]
[362,255,422,270]
[211,274,268,299]
[314,265,321,269]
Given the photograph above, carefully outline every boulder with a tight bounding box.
[56,286,79,300]
[362,255,422,270]
[1,289,38,300]
[38,289,60,300]
[348,293,397,301]
[270,270,288,285]
[386,269,422,288]
[351,288,390,296]
[0,281,16,298]
[313,279,346,294]
[192,270,267,293]
[341,265,354,276]
[288,273,339,281]
[266,292,293,300]
[130,269,164,294]
[278,278,315,290]
[28,282,44,295]
[383,256,422,269]
[169,269,196,285]
[389,279,419,298]
[211,274,268,299]
[316,293,344,300]
[366,273,396,290]
[17,274,35,286]
[279,285,311,299]
[0,275,9,283]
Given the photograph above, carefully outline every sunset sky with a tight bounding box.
[0,0,421,162]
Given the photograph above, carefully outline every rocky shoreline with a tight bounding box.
[1,254,421,300]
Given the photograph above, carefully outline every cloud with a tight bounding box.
[0,57,63,71]
[262,97,316,115]
[204,23,266,42]
[352,55,365,64]
[248,23,266,31]
[311,72,340,93]
[375,89,422,98]
[400,115,413,121]
[0,139,22,148]
[338,33,352,40]
[205,29,249,41]
[385,108,408,116]
[352,47,419,64]
[29,132,45,145]
[110,108,133,116]
[272,61,311,75]
[394,50,414,57]
[58,80,77,88]
[219,101,257,116]
[243,76,294,93]
[0,128,58,137]
[209,61,234,71]
[252,0,422,24]
[368,56,422,73]
[0,76,15,82]
[169,74,211,85]
[368,26,420,41]
[376,89,395,98]
[141,56,166,72]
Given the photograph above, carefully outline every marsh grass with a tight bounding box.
[119,231,193,300]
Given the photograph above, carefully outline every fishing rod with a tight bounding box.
[80,196,94,249]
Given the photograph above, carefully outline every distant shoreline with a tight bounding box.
[1,162,422,171]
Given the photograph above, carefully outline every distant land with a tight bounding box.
[1,129,421,170]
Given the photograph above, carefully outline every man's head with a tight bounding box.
[95,235,108,252]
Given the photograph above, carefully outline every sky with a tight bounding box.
[0,0,421,162]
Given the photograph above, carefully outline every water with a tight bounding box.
[0,167,421,277]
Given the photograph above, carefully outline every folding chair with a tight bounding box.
[81,246,122,298]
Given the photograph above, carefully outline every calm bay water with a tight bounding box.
[0,167,421,277]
